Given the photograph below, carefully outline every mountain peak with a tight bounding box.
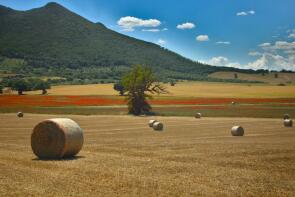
[43,2,66,10]
[44,2,62,7]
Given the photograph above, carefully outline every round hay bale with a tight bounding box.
[153,122,164,131]
[231,101,236,105]
[31,118,84,159]
[195,113,202,118]
[284,119,293,127]
[148,120,157,127]
[231,126,244,136]
[17,112,23,118]
[283,114,290,120]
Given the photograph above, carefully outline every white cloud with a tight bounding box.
[216,41,231,45]
[237,12,247,16]
[196,35,209,42]
[248,51,261,56]
[259,42,271,47]
[142,28,168,32]
[157,39,166,45]
[208,39,295,71]
[248,10,255,15]
[289,33,295,38]
[142,29,160,32]
[259,41,295,51]
[246,53,295,71]
[177,22,195,30]
[274,41,295,50]
[207,52,295,71]
[208,56,229,66]
[117,16,161,31]
[237,10,255,16]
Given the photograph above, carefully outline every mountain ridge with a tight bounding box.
[0,2,257,83]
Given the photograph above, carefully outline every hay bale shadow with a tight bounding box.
[32,155,85,161]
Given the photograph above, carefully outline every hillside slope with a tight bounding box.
[0,2,242,82]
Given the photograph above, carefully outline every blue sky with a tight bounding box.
[0,0,295,70]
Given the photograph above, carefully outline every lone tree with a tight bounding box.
[113,82,125,96]
[122,65,167,115]
[0,84,3,94]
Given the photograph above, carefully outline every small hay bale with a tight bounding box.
[231,126,244,136]
[148,120,157,127]
[231,101,236,105]
[195,113,202,118]
[31,118,84,159]
[17,112,23,118]
[153,122,164,131]
[283,114,290,120]
[284,119,293,127]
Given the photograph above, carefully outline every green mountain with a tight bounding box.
[0,2,250,83]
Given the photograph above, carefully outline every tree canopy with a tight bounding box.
[6,78,50,95]
[122,65,167,115]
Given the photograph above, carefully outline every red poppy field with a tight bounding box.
[1,95,294,118]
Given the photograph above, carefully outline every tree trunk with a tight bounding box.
[18,90,23,95]
[42,89,47,95]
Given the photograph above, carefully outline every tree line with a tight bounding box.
[0,78,50,95]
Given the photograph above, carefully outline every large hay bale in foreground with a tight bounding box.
[17,112,23,118]
[31,118,84,159]
[231,126,244,136]
[283,114,290,120]
[284,119,293,127]
[195,113,202,119]
[153,122,164,131]
[148,120,157,127]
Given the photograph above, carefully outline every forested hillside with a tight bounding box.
[0,2,258,84]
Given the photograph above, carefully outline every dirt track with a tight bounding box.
[0,114,294,196]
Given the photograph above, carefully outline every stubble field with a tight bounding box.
[0,113,294,196]
[24,81,295,98]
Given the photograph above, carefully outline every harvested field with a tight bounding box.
[209,71,295,84]
[20,82,295,98]
[0,113,294,196]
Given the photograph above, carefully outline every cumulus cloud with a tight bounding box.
[246,53,295,71]
[216,41,231,45]
[177,22,195,30]
[157,39,166,45]
[207,40,295,71]
[117,16,161,31]
[237,10,255,16]
[274,41,295,50]
[259,41,295,51]
[196,35,209,42]
[289,33,295,38]
[207,56,229,66]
